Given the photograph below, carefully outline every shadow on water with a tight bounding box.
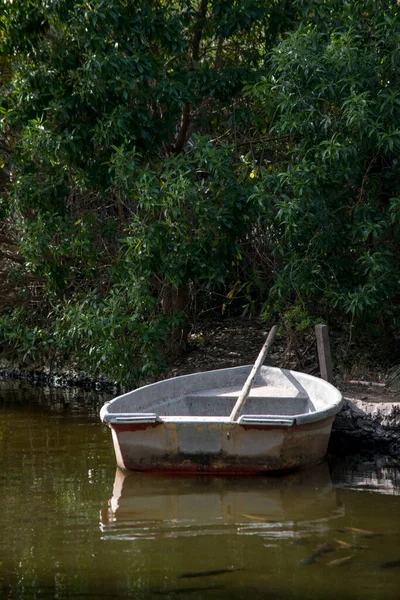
[1,380,400,599]
[0,378,112,416]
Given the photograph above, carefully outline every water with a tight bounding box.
[1,380,400,599]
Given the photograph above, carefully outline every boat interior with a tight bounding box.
[103,366,340,422]
[150,386,314,417]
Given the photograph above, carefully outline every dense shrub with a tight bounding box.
[253,0,400,347]
[1,0,399,383]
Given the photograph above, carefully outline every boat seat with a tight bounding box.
[186,385,308,400]
[152,386,313,417]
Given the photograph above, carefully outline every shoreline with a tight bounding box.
[1,315,398,457]
[1,364,399,460]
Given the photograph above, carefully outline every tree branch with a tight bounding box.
[192,0,209,63]
[0,249,24,265]
[173,101,191,154]
[0,234,18,246]
[172,0,209,154]
[214,36,224,69]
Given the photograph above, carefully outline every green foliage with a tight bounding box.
[2,0,400,382]
[263,302,321,334]
[253,0,400,336]
[0,308,53,362]
[52,288,183,385]
[111,138,254,288]
[0,0,295,384]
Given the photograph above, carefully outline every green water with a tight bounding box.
[1,380,400,599]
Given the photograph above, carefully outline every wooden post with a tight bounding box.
[315,324,333,383]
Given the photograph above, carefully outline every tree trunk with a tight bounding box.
[160,284,189,349]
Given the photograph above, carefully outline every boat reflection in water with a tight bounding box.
[100,461,344,541]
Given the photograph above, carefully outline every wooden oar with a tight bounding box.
[227,324,278,435]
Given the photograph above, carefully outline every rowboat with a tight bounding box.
[100,363,343,474]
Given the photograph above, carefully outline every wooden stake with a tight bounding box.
[315,324,333,383]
